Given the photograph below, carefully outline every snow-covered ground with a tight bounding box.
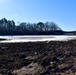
[0,35,76,43]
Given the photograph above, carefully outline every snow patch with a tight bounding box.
[0,35,76,43]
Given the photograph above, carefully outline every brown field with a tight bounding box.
[0,40,76,75]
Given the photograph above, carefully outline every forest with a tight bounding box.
[0,18,63,35]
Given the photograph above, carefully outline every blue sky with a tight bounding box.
[0,0,76,31]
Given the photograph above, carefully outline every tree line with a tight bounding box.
[0,18,63,35]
